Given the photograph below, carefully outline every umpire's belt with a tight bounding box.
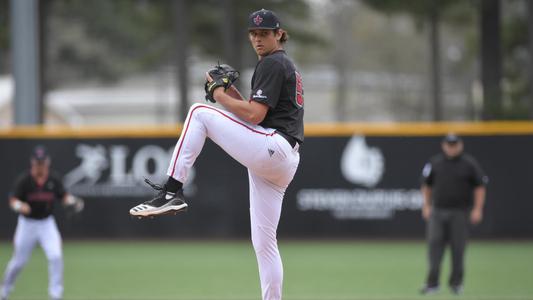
[276,130,299,148]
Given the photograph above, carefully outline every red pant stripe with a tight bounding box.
[170,105,275,177]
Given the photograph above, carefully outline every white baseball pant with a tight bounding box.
[167,103,300,300]
[1,215,63,300]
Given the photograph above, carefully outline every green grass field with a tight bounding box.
[0,240,532,300]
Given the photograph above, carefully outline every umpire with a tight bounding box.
[420,133,488,295]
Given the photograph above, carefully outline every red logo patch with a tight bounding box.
[253,15,263,26]
[295,72,304,107]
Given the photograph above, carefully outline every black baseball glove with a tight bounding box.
[204,63,239,103]
[64,195,84,218]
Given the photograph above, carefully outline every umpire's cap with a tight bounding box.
[442,133,462,144]
[248,9,280,30]
[31,145,50,161]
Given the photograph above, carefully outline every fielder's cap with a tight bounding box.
[31,145,50,161]
[443,133,462,144]
[248,9,280,30]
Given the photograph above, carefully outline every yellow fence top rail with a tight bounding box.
[1,121,533,138]
[304,121,533,136]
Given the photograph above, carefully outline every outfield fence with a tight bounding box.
[0,122,532,239]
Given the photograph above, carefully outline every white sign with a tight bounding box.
[297,136,421,220]
[341,136,384,188]
[64,144,196,197]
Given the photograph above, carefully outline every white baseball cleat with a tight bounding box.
[130,179,188,218]
[419,285,439,295]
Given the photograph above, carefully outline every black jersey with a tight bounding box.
[422,153,488,209]
[12,172,66,219]
[250,50,304,144]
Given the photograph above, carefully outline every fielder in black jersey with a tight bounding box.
[129,8,303,300]
[1,146,83,300]
[419,134,488,295]
[12,172,66,219]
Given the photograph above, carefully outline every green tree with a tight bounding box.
[499,0,531,119]
[480,0,503,120]
[44,0,173,87]
[39,0,318,121]
[361,0,469,121]
[2,1,320,122]
[42,0,316,84]
[0,0,9,73]
[363,0,531,120]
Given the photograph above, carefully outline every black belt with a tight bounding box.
[276,131,298,148]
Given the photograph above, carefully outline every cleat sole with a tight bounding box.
[130,206,188,219]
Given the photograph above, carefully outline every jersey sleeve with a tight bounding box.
[421,162,434,186]
[53,175,67,199]
[250,58,284,108]
[12,174,27,200]
[469,158,488,187]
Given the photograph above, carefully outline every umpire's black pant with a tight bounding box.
[425,208,469,288]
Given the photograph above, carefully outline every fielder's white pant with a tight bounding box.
[1,215,63,300]
[167,103,300,300]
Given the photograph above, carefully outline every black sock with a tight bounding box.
[165,177,183,193]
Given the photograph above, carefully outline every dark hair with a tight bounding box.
[275,29,289,43]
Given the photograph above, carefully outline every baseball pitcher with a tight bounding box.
[130,9,304,300]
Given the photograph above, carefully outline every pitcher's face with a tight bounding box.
[249,29,281,57]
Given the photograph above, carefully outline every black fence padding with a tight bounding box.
[0,135,531,239]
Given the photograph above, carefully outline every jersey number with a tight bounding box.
[295,71,304,108]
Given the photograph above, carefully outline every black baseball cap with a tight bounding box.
[248,9,280,30]
[31,145,50,161]
[442,133,462,144]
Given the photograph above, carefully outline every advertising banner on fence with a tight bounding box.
[1,133,532,239]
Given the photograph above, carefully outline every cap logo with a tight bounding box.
[253,14,263,26]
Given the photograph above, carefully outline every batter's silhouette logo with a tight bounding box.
[64,145,108,187]
[64,144,196,197]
